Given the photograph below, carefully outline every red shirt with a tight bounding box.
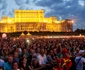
[53,67,63,70]
[62,57,72,70]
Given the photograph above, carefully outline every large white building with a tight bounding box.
[0,10,73,33]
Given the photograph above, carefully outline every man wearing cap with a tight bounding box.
[75,50,85,70]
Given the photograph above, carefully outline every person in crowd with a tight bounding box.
[13,51,19,64]
[29,58,43,70]
[75,50,85,70]
[12,62,20,70]
[74,47,80,57]
[47,50,55,64]
[32,48,40,59]
[0,56,5,70]
[19,58,28,70]
[22,48,28,58]
[19,53,27,67]
[37,49,49,70]
[61,48,72,70]
[0,36,85,70]
[53,58,63,70]
[4,55,13,70]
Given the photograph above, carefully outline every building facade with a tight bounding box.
[0,10,73,33]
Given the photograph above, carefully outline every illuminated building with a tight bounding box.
[0,10,73,33]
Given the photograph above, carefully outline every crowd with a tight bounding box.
[0,36,85,70]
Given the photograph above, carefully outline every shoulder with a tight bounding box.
[81,57,85,62]
[37,54,42,58]
[4,62,8,65]
[75,56,80,60]
[75,56,80,62]
[44,54,46,57]
[47,55,51,58]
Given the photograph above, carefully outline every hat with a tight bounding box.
[79,50,85,55]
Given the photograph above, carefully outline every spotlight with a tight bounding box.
[26,39,30,44]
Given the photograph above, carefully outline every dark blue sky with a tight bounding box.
[0,0,85,31]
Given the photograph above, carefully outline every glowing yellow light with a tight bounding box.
[1,20,6,23]
[27,32,31,36]
[21,33,25,36]
[79,34,82,36]
[17,37,19,39]
[61,20,65,23]
[26,39,30,43]
[68,20,74,24]
[55,21,61,23]
[0,21,2,23]
[8,19,12,23]
[71,20,74,23]
[26,38,30,44]
[43,20,47,22]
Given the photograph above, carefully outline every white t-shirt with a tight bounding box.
[37,54,47,66]
[75,56,85,70]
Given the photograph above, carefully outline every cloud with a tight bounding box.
[78,0,85,7]
[0,0,85,30]
[36,0,63,7]
[35,0,85,30]
[0,0,7,10]
[15,0,27,5]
